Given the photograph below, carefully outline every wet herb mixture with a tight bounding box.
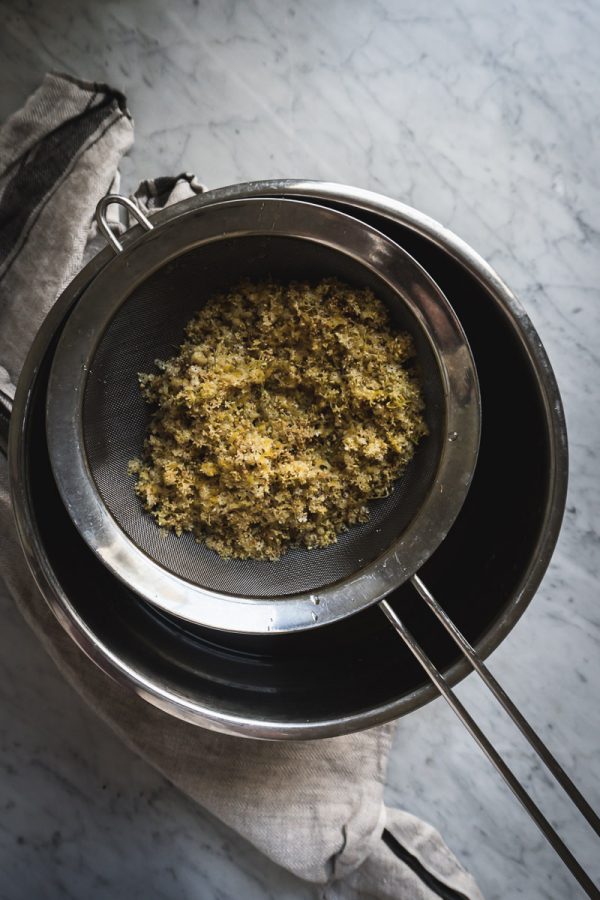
[129,279,427,560]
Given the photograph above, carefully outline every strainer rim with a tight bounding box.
[46,196,480,633]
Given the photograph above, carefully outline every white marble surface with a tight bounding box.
[1,0,599,898]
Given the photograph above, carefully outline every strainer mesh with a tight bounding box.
[82,236,442,597]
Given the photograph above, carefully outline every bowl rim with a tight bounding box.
[8,180,568,739]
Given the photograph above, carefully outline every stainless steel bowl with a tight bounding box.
[8,181,567,739]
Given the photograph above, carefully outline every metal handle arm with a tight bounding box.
[410,574,600,836]
[379,591,600,899]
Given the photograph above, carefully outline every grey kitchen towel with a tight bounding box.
[0,74,483,899]
[0,73,133,383]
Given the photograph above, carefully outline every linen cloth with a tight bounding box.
[0,73,483,899]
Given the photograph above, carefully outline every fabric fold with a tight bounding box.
[0,72,133,383]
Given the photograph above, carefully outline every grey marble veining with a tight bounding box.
[0,0,599,898]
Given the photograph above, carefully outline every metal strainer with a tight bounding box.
[46,195,480,633]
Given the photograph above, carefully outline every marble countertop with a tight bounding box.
[1,0,599,898]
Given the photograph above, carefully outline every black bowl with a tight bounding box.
[11,185,566,738]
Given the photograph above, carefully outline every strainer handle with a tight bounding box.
[379,579,600,898]
[96,194,154,254]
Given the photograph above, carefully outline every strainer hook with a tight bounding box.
[96,194,154,254]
